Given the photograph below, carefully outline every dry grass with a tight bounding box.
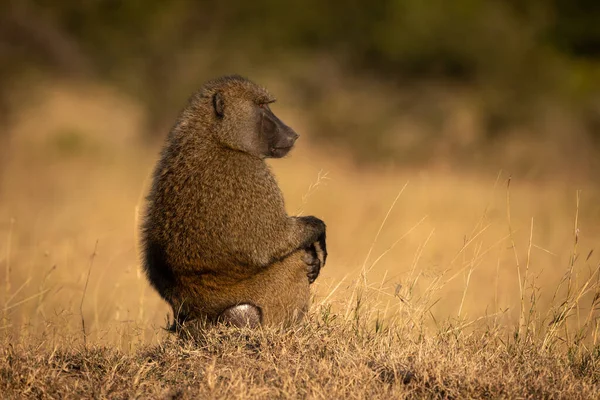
[0,82,599,398]
[2,317,599,399]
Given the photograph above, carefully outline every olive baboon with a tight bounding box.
[142,75,327,329]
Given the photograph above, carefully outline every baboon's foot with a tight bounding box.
[219,304,262,328]
[303,243,324,284]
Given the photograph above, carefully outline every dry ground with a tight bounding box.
[0,82,599,398]
[1,319,599,399]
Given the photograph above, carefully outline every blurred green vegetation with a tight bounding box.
[1,0,599,168]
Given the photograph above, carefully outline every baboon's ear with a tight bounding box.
[213,92,225,118]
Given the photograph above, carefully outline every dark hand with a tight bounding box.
[303,245,320,284]
[303,241,327,284]
[298,216,326,244]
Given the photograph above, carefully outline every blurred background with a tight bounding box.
[0,1,599,346]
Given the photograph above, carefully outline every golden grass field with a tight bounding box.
[0,82,599,398]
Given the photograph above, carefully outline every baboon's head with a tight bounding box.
[199,75,299,159]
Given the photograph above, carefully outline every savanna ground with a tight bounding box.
[1,82,599,399]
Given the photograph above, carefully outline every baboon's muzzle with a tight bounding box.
[266,111,299,158]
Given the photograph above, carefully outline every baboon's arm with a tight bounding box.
[203,154,327,272]
[224,214,327,271]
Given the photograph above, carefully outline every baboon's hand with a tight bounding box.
[297,216,327,247]
[303,244,322,284]
[313,239,327,267]
[303,238,328,284]
[298,216,326,238]
[297,216,327,283]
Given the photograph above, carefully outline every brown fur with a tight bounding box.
[141,75,326,329]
